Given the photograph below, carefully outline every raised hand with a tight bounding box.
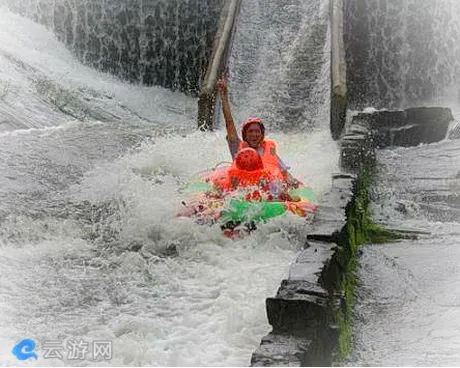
[217,76,228,95]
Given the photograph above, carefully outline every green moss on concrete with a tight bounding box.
[331,168,403,363]
[335,260,356,360]
[367,223,402,243]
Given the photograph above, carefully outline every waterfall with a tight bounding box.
[345,0,460,110]
[226,0,331,131]
[5,0,224,94]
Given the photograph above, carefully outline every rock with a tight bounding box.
[308,174,355,241]
[266,241,338,334]
[251,333,311,367]
[448,121,460,140]
[350,107,453,149]
[289,242,336,282]
[405,107,453,126]
[340,117,376,173]
[249,170,355,366]
[391,122,448,147]
[364,110,407,129]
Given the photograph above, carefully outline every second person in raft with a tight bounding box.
[217,76,302,189]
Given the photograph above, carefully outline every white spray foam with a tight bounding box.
[0,6,340,367]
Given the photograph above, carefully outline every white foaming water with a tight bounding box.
[227,0,331,130]
[70,129,338,250]
[0,8,196,131]
[0,130,338,366]
[0,7,338,367]
[350,222,460,366]
[347,137,460,366]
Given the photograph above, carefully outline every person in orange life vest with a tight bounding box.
[225,148,295,202]
[208,148,301,202]
[228,147,281,189]
[216,76,302,189]
[208,147,268,192]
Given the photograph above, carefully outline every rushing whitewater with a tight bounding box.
[347,140,460,366]
[344,0,460,365]
[0,4,337,366]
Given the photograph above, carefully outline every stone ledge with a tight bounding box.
[250,172,354,366]
[289,242,336,282]
[353,107,453,149]
[251,333,311,367]
[307,174,355,240]
[254,107,455,367]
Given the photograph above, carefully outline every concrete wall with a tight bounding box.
[250,172,357,366]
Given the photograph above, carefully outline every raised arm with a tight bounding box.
[217,77,238,142]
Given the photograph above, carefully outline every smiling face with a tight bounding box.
[244,123,263,148]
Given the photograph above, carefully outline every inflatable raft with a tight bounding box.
[177,164,316,236]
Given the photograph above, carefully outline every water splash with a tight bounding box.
[346,0,460,110]
[226,0,331,131]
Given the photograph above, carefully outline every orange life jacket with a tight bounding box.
[207,139,288,192]
[207,164,273,192]
[238,139,287,181]
[206,166,232,191]
[227,167,272,190]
